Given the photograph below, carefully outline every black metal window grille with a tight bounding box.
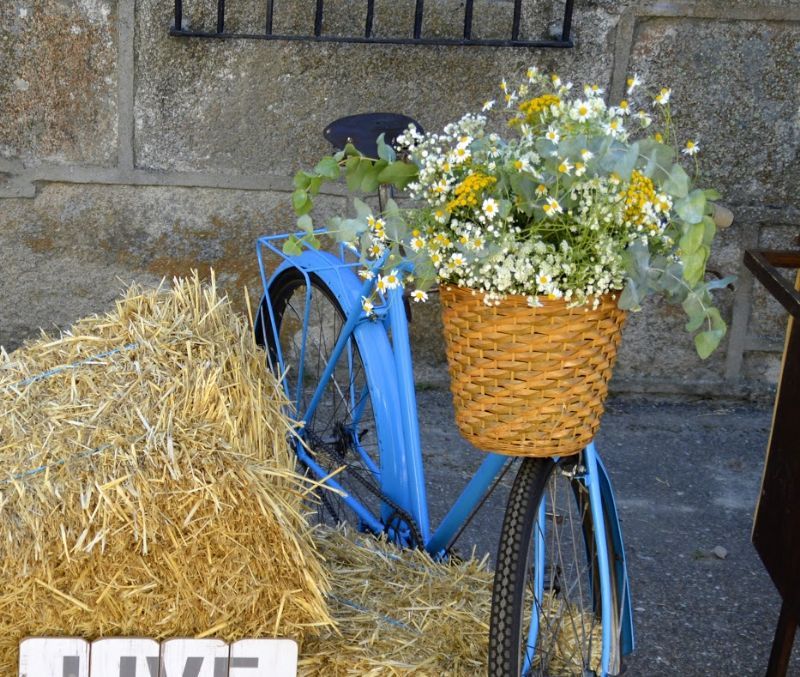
[171,0,575,48]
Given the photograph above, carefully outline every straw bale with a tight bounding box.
[0,274,333,674]
[301,528,603,675]
[301,527,493,676]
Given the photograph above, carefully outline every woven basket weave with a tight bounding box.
[439,285,626,457]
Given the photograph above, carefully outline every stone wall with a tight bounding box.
[1,0,799,398]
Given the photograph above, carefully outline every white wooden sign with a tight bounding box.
[19,638,298,677]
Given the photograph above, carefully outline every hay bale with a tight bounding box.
[301,527,493,676]
[0,274,333,673]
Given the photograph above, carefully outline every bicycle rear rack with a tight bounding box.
[171,0,575,48]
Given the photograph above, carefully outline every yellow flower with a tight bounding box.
[624,171,657,227]
[446,173,497,212]
[516,94,561,125]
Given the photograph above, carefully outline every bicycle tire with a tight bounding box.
[490,455,622,676]
[255,267,405,539]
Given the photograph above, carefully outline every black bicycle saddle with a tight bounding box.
[323,112,423,158]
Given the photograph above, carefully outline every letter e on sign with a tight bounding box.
[19,638,89,677]
[230,639,298,677]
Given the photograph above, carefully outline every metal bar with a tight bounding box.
[387,283,431,544]
[413,0,424,39]
[561,0,575,42]
[744,250,800,317]
[463,0,474,40]
[216,0,225,33]
[169,29,575,48]
[314,0,324,37]
[511,0,522,41]
[174,0,182,31]
[265,0,274,35]
[365,0,375,38]
[425,453,508,556]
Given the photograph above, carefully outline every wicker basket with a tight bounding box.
[439,285,626,457]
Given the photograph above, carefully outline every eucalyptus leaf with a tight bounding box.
[624,241,651,279]
[377,160,419,189]
[662,163,690,198]
[292,189,311,215]
[682,293,706,332]
[343,142,361,157]
[337,217,365,242]
[702,216,717,246]
[376,133,397,162]
[675,189,706,225]
[639,141,675,182]
[705,275,736,291]
[303,232,321,250]
[694,328,725,359]
[679,221,705,254]
[293,171,312,190]
[296,214,313,233]
[682,246,709,286]
[346,158,370,192]
[352,198,373,220]
[618,279,642,311]
[314,156,340,180]
[361,160,388,193]
[706,306,726,331]
[283,235,302,256]
[613,141,639,180]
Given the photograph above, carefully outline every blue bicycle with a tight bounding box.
[254,115,634,676]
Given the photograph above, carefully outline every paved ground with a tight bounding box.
[416,388,800,676]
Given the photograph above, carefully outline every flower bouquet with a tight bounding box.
[288,68,732,455]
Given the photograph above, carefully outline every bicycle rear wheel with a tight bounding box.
[255,268,393,537]
[490,454,622,676]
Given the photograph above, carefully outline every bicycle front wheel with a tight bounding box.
[490,455,622,676]
[255,267,392,536]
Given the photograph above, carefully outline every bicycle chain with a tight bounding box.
[303,431,424,548]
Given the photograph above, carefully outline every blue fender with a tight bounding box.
[264,250,417,526]
[595,453,636,656]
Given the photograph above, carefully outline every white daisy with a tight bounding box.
[626,74,642,94]
[654,87,671,105]
[682,139,700,156]
[410,289,428,303]
[543,197,563,216]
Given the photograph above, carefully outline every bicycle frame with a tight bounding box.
[256,231,634,671]
[257,231,509,553]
